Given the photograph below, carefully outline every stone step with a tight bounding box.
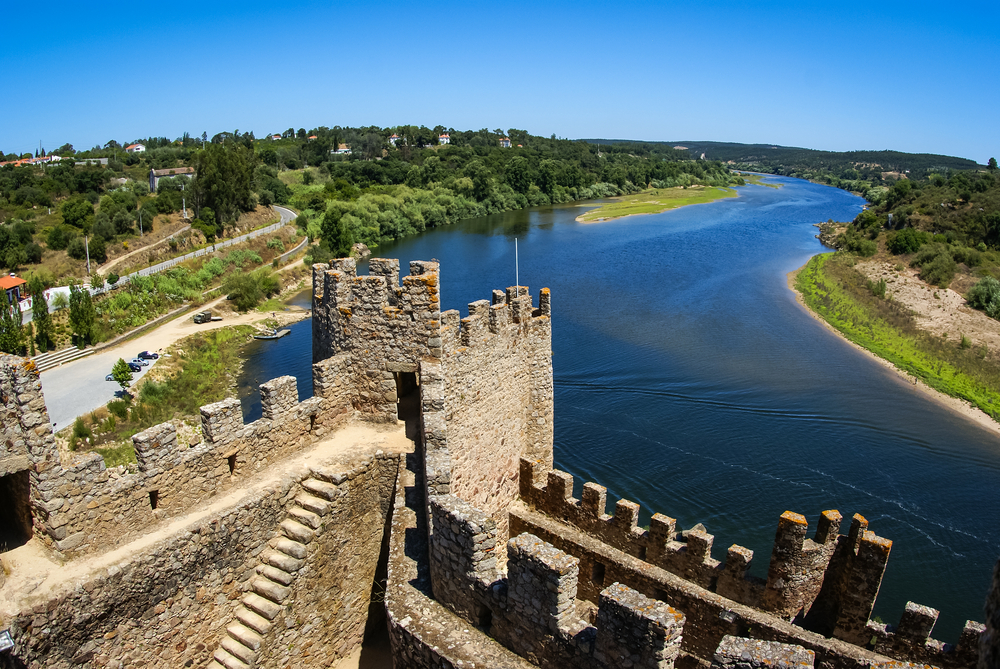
[252,575,291,603]
[264,548,303,573]
[295,492,331,516]
[243,592,282,621]
[289,505,322,530]
[221,636,256,665]
[227,623,263,652]
[275,537,307,560]
[236,607,272,635]
[257,563,293,586]
[207,663,226,669]
[281,518,314,543]
[213,647,250,669]
[302,478,338,501]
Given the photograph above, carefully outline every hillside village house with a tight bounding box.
[307,135,318,141]
[149,167,195,193]
[389,134,400,146]
[1,274,27,307]
[439,133,450,145]
[499,137,511,148]
[332,144,352,155]
[125,143,145,154]
[271,134,281,140]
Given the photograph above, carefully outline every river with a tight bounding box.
[239,176,1000,639]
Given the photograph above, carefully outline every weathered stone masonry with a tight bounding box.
[2,258,999,669]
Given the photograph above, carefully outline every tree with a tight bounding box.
[0,300,24,354]
[190,142,259,226]
[990,157,998,172]
[504,157,532,194]
[68,283,96,348]
[111,357,134,394]
[61,197,94,229]
[29,276,53,353]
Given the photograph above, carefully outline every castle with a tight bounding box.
[0,257,997,668]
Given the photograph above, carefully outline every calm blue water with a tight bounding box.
[240,177,1000,639]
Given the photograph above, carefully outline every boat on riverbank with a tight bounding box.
[253,328,290,340]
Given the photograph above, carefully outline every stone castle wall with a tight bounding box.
[3,451,400,668]
[512,459,984,669]
[13,363,342,557]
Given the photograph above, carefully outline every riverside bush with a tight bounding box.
[968,276,1000,318]
[911,243,957,287]
[223,267,280,311]
[888,228,930,254]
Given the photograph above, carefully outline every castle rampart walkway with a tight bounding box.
[0,421,411,624]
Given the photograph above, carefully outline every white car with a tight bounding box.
[129,358,150,367]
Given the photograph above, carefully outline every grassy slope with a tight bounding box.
[796,253,1000,420]
[578,186,737,222]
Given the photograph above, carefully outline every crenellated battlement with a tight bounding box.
[428,493,687,669]
[513,458,983,667]
[0,353,344,558]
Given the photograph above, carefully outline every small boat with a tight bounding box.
[254,328,290,340]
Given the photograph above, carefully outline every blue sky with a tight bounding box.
[2,0,998,162]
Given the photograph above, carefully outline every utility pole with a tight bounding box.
[85,235,91,275]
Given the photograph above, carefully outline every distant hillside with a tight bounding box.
[583,139,981,176]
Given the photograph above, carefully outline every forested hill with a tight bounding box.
[584,139,983,204]
[0,126,743,277]
[585,139,981,174]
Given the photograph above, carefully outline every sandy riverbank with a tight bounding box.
[786,264,1000,438]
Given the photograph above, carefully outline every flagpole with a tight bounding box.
[515,238,519,292]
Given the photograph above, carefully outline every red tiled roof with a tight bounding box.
[0,276,27,290]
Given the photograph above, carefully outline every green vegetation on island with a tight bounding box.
[577,186,738,223]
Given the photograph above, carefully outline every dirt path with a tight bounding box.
[0,422,412,623]
[97,223,192,274]
[787,261,1000,438]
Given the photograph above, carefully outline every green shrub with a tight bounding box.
[107,399,130,420]
[887,228,929,254]
[914,247,958,287]
[951,245,982,267]
[867,277,887,299]
[266,237,285,252]
[71,416,92,450]
[968,276,1000,318]
[223,267,281,311]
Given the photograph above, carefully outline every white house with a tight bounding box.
[499,137,511,148]
[439,134,450,145]
[125,143,146,154]
[331,144,352,155]
[389,134,400,147]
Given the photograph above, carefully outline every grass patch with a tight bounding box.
[256,297,284,313]
[95,442,138,468]
[578,186,737,222]
[796,253,1000,420]
[736,172,782,188]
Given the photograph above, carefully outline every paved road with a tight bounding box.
[42,349,158,431]
[21,206,297,325]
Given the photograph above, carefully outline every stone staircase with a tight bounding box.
[207,477,339,669]
[32,346,94,372]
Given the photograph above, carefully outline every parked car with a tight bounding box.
[137,350,159,360]
[106,374,114,381]
[130,357,149,367]
[127,362,142,373]
[193,310,213,324]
